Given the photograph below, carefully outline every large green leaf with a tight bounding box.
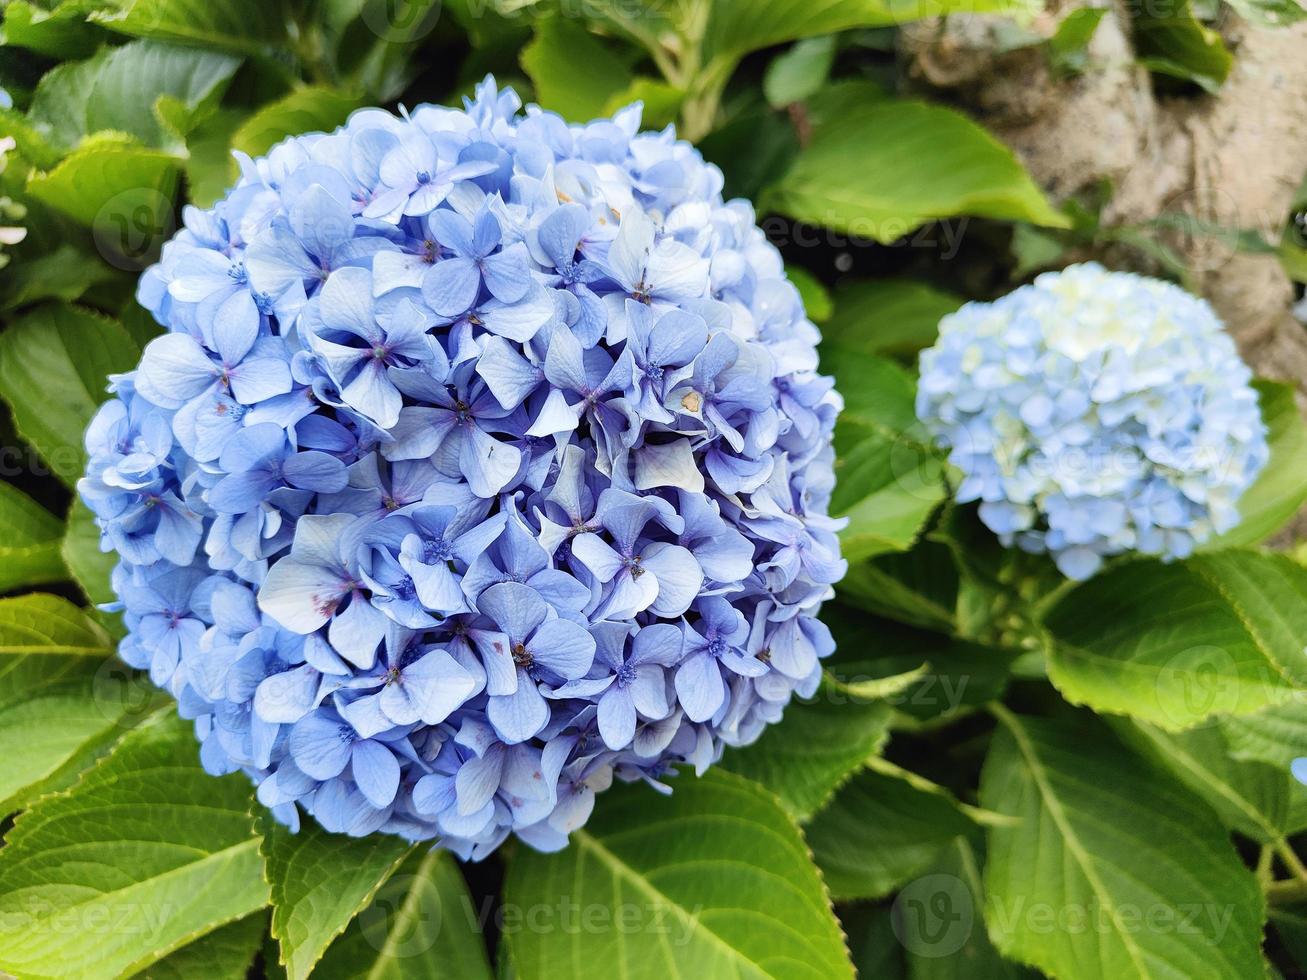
[981,709,1265,979]
[24,134,180,263]
[313,848,494,980]
[28,39,240,149]
[86,0,290,54]
[1117,719,1292,843]
[767,98,1068,243]
[0,648,154,813]
[0,302,142,487]
[1043,551,1307,730]
[504,768,854,980]
[1221,702,1307,769]
[804,766,974,901]
[901,836,1034,979]
[835,543,959,633]
[0,481,66,591]
[0,714,269,979]
[1205,380,1307,549]
[232,86,364,159]
[823,613,1020,722]
[261,812,414,980]
[826,348,945,562]
[720,687,893,820]
[521,16,633,122]
[1131,0,1232,93]
[131,913,266,980]
[0,592,113,655]
[823,279,962,360]
[0,0,105,58]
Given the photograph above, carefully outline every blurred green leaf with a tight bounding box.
[787,265,833,322]
[824,278,962,359]
[521,15,633,123]
[86,0,291,54]
[0,302,142,486]
[767,98,1068,243]
[1204,380,1307,549]
[28,39,240,150]
[764,35,836,108]
[1132,0,1232,93]
[232,86,363,159]
[1,0,106,58]
[826,349,945,561]
[1047,7,1106,76]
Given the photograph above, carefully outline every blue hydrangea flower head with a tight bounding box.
[79,78,845,856]
[917,262,1268,580]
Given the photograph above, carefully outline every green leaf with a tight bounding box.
[901,836,1035,979]
[1043,551,1307,730]
[1132,0,1232,93]
[0,0,105,58]
[1223,0,1307,25]
[836,543,959,633]
[261,811,415,980]
[805,766,975,901]
[1116,719,1292,843]
[981,709,1265,980]
[0,714,269,979]
[521,16,633,123]
[826,349,945,561]
[1047,7,1106,76]
[0,302,142,486]
[702,0,1036,65]
[0,592,112,655]
[786,265,833,322]
[823,278,961,360]
[313,848,494,980]
[0,242,118,312]
[767,98,1068,243]
[0,481,66,591]
[1221,703,1307,769]
[764,36,836,108]
[600,77,684,129]
[1205,380,1307,548]
[29,39,240,150]
[25,135,180,264]
[839,904,905,979]
[504,768,854,980]
[63,498,117,606]
[824,614,1020,722]
[130,913,266,980]
[86,0,291,53]
[232,86,364,159]
[0,650,157,813]
[720,690,892,820]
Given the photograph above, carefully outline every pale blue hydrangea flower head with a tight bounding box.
[916,262,1268,580]
[78,78,845,856]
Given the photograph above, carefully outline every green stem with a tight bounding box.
[1276,838,1307,886]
